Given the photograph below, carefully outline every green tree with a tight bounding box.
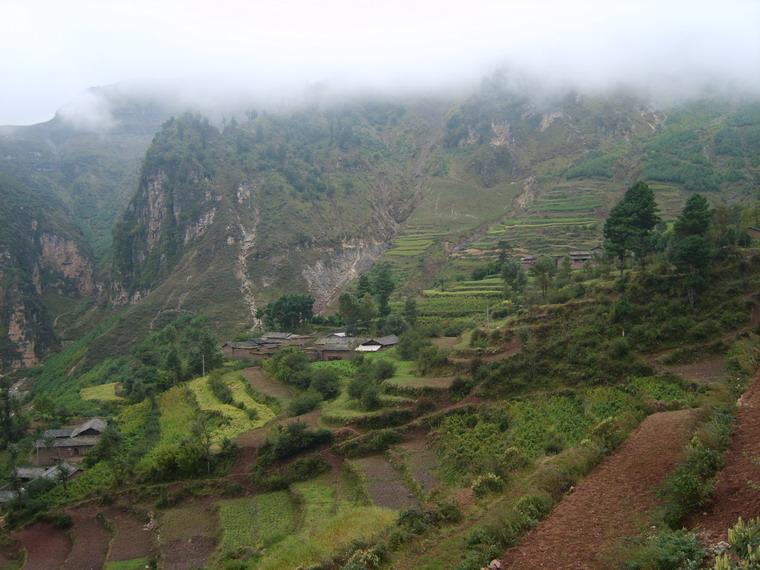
[257,294,314,330]
[671,194,713,307]
[165,347,183,384]
[189,333,223,375]
[502,258,527,293]
[359,294,379,330]
[270,347,312,389]
[357,274,372,298]
[338,293,362,334]
[403,297,418,325]
[675,194,712,238]
[604,181,660,273]
[309,368,340,400]
[531,256,556,301]
[372,263,395,316]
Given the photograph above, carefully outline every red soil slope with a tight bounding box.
[690,373,760,541]
[502,409,697,569]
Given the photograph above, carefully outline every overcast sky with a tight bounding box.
[2,0,760,125]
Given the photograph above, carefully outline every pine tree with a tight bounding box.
[674,194,712,238]
[604,181,660,273]
[671,194,712,307]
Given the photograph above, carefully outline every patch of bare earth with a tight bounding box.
[159,503,217,570]
[241,367,293,401]
[398,435,440,494]
[432,337,460,350]
[354,456,417,510]
[15,522,71,570]
[162,536,216,570]
[105,507,154,562]
[62,505,111,570]
[690,373,760,541]
[502,409,697,570]
[666,356,728,385]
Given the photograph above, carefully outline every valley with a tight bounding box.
[0,80,759,570]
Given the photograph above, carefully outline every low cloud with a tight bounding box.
[56,90,116,131]
[2,0,760,125]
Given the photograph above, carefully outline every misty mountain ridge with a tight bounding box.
[1,74,759,370]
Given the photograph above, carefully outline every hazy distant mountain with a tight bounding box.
[2,77,759,369]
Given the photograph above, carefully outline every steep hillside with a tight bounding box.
[109,103,444,340]
[4,78,760,368]
[0,88,175,368]
[0,172,96,369]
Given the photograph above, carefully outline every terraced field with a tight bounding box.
[189,374,276,441]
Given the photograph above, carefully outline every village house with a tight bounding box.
[312,334,365,360]
[520,255,537,266]
[568,250,594,269]
[222,332,313,360]
[355,335,400,353]
[33,418,107,466]
[15,462,79,483]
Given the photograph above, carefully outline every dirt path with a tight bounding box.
[241,367,293,401]
[690,373,760,540]
[502,409,697,569]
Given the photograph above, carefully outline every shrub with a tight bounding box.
[472,473,505,497]
[209,371,234,404]
[450,377,475,398]
[335,429,402,458]
[660,406,734,527]
[263,423,334,461]
[397,331,432,360]
[288,391,323,416]
[269,347,311,389]
[514,494,553,523]
[624,529,704,570]
[283,454,330,482]
[727,517,760,557]
[310,368,341,400]
[372,359,396,381]
[360,384,382,411]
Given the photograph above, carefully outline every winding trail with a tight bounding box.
[502,409,697,569]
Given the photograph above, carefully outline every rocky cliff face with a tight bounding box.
[108,105,437,335]
[0,173,99,370]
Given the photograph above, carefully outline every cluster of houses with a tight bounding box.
[223,332,399,362]
[0,418,107,504]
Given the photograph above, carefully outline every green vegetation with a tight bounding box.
[105,560,151,570]
[189,375,274,441]
[216,491,297,562]
[81,382,123,402]
[256,477,397,569]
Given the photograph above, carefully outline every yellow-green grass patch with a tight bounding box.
[256,478,396,570]
[81,382,123,402]
[189,376,275,442]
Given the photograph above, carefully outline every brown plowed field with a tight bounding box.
[690,373,760,541]
[105,507,154,562]
[62,506,110,570]
[502,409,697,569]
[15,522,71,570]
